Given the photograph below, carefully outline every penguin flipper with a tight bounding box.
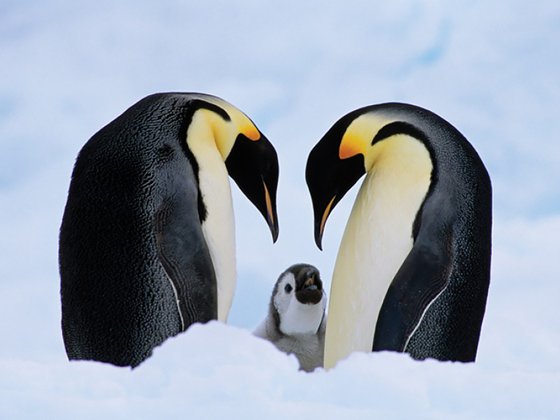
[154,193,218,330]
[372,236,452,355]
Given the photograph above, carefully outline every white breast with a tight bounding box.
[187,117,236,322]
[324,135,432,368]
[198,157,236,322]
[280,298,326,336]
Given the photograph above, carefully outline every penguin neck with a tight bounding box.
[280,298,325,336]
[324,135,432,368]
[186,113,236,322]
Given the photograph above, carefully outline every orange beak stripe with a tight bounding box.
[319,195,336,240]
[339,132,367,160]
[263,181,274,226]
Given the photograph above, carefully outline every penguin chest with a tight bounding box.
[280,299,325,336]
[275,332,325,372]
[189,142,236,322]
[276,301,326,372]
[325,135,432,367]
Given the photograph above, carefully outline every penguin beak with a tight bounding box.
[263,180,279,243]
[314,195,336,251]
[295,268,323,305]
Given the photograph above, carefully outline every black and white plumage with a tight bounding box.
[306,103,492,368]
[60,93,279,368]
[254,264,327,372]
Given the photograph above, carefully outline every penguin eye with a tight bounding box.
[284,284,293,294]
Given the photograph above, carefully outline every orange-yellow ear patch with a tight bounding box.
[240,119,261,141]
[339,132,368,159]
[338,113,387,160]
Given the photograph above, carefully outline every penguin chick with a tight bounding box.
[254,264,327,372]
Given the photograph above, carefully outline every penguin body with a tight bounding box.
[306,103,492,368]
[254,264,326,372]
[60,93,279,367]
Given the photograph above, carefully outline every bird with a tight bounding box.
[305,102,492,369]
[59,92,279,368]
[254,263,327,372]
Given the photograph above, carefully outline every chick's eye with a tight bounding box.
[284,284,293,293]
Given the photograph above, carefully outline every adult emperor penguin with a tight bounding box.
[60,93,279,368]
[254,264,327,372]
[306,103,492,369]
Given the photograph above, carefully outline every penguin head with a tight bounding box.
[224,131,279,243]
[271,264,326,336]
[189,95,279,241]
[306,104,433,249]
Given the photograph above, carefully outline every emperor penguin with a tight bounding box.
[305,103,492,369]
[59,93,279,368]
[254,264,327,372]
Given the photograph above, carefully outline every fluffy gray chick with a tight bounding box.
[254,263,326,372]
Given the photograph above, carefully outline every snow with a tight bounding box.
[2,322,559,419]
